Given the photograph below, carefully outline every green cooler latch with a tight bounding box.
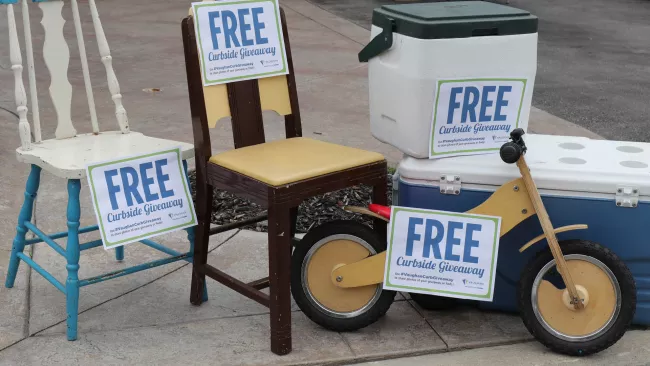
[358,18,396,63]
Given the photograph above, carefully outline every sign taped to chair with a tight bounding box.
[429,77,528,158]
[384,206,501,301]
[191,0,288,86]
[86,148,197,250]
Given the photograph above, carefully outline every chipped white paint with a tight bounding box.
[15,132,194,179]
[88,0,130,133]
[39,1,76,139]
[71,0,99,134]
[22,0,41,143]
[8,3,32,151]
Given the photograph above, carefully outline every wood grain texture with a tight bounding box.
[467,177,536,236]
[517,156,583,309]
[39,1,76,139]
[267,203,292,355]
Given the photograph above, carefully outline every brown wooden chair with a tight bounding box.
[181,8,388,355]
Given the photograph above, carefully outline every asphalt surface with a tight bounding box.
[306,0,650,142]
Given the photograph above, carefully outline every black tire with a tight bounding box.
[410,292,458,311]
[291,220,396,332]
[518,239,636,356]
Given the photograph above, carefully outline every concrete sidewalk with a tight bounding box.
[0,0,628,365]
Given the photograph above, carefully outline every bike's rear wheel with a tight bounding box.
[291,220,396,331]
[518,240,636,356]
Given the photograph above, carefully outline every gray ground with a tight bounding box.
[306,0,650,142]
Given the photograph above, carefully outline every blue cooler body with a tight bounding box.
[395,134,650,326]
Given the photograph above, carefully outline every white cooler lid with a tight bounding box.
[398,134,650,197]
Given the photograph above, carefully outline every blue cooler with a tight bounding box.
[396,133,650,326]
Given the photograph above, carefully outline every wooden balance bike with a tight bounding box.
[291,129,636,356]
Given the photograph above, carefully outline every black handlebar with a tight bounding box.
[499,128,527,164]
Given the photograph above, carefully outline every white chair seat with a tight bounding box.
[16,131,194,179]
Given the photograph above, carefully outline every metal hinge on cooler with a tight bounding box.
[440,174,461,195]
[616,186,639,208]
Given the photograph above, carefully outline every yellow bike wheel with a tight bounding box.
[518,240,636,356]
[291,220,396,331]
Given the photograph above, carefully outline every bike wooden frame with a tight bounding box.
[331,157,588,307]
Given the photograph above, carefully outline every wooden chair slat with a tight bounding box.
[39,1,76,139]
[203,84,231,128]
[7,2,31,151]
[70,0,99,134]
[88,0,129,133]
[226,79,266,148]
[21,0,41,143]
[259,76,292,116]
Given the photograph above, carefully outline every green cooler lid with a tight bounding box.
[359,1,537,62]
[373,1,537,39]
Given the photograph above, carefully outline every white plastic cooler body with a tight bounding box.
[368,30,538,158]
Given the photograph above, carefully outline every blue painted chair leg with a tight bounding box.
[6,165,41,288]
[65,179,81,341]
[115,246,124,261]
[183,159,208,303]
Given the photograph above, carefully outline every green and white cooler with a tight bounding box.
[359,1,539,158]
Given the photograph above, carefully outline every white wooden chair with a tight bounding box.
[2,0,201,341]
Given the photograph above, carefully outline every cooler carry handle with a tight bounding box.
[358,18,396,62]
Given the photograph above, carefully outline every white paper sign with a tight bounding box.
[191,0,288,86]
[383,206,501,301]
[86,148,197,249]
[429,78,528,158]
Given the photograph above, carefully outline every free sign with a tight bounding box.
[383,206,501,301]
[191,0,288,86]
[429,78,528,158]
[86,148,197,249]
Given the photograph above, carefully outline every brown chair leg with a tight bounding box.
[268,203,292,355]
[190,181,213,305]
[289,206,299,248]
[372,176,388,243]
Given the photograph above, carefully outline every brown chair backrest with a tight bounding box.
[181,7,302,166]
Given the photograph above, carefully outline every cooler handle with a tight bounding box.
[358,18,396,63]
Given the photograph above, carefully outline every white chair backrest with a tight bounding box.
[3,0,129,151]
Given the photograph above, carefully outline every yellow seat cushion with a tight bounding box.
[209,137,385,186]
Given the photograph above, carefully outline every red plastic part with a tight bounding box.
[368,204,391,219]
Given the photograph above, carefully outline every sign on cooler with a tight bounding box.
[430,78,529,158]
[383,206,501,301]
[86,148,197,250]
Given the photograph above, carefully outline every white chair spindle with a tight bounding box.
[88,0,129,134]
[39,0,76,139]
[7,3,32,151]
[70,0,99,134]
[21,0,40,143]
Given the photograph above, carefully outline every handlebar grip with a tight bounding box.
[500,141,523,164]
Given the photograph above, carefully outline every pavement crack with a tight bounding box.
[406,298,450,351]
[338,331,356,356]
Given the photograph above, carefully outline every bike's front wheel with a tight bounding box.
[518,239,636,356]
